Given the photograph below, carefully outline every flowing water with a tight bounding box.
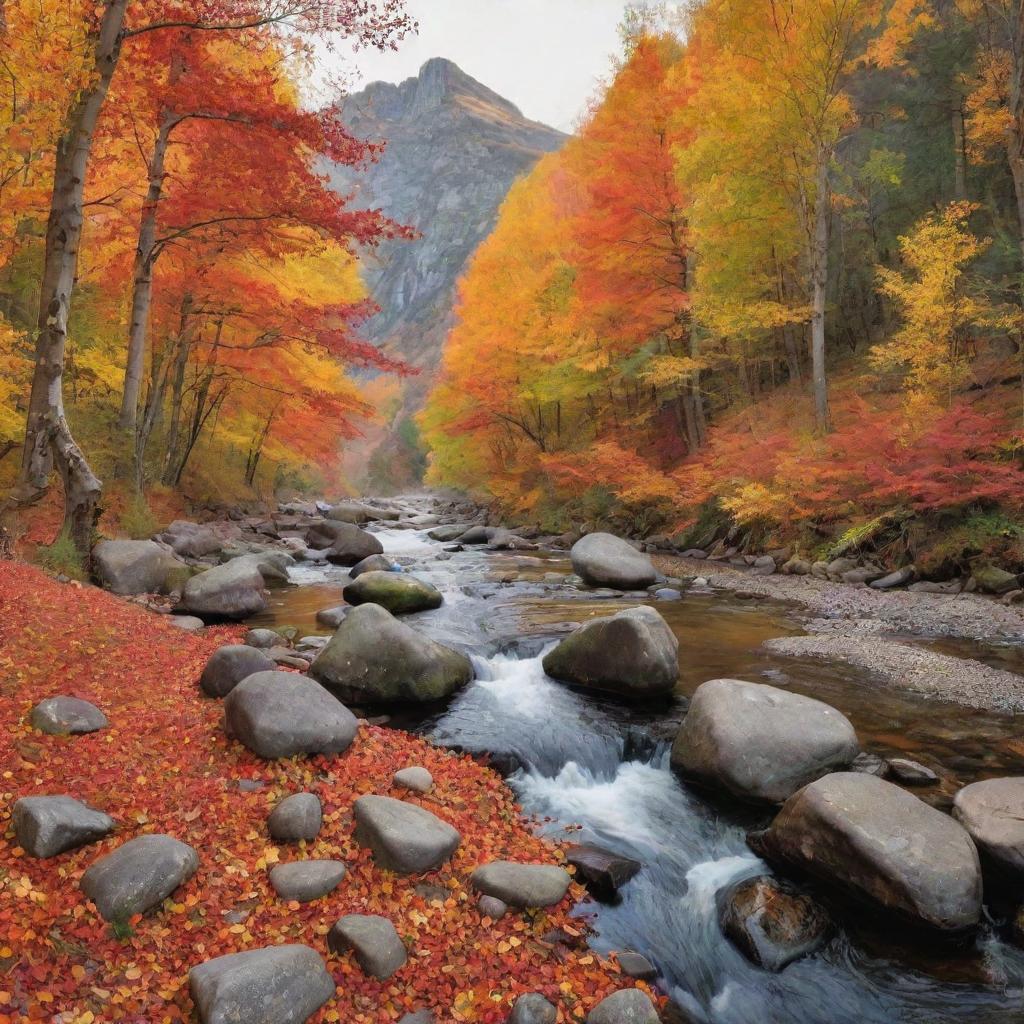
[246,517,1024,1023]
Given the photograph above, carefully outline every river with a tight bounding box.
[245,512,1024,1024]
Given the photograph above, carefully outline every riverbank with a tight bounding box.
[656,554,1024,713]
[0,560,642,1024]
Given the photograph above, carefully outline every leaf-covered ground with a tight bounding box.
[0,563,644,1022]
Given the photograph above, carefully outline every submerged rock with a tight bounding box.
[570,533,657,590]
[542,606,678,699]
[565,844,641,901]
[755,772,982,932]
[670,679,859,803]
[310,604,472,704]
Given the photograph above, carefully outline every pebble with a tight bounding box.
[394,766,433,793]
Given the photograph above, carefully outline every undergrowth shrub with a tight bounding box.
[33,528,86,580]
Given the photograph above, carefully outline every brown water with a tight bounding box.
[248,524,1024,1024]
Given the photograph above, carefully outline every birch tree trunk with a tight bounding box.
[15,0,130,562]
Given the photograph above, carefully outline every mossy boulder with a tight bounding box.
[343,571,443,615]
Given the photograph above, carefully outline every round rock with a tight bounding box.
[570,533,657,590]
[509,993,557,1024]
[224,672,358,760]
[471,861,572,908]
[953,777,1024,878]
[349,553,397,578]
[353,795,461,874]
[328,914,407,979]
[269,860,346,903]
[394,767,433,794]
[245,628,282,649]
[586,989,660,1024]
[200,644,276,698]
[268,793,323,843]
[343,571,443,615]
[13,795,115,859]
[179,558,268,620]
[30,696,108,735]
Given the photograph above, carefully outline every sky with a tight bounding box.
[322,0,632,133]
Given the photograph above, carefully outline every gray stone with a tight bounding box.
[887,758,938,785]
[586,989,660,1024]
[315,605,348,629]
[428,524,469,542]
[471,861,572,908]
[269,860,346,903]
[268,793,323,843]
[229,551,294,584]
[398,1013,434,1024]
[325,501,379,524]
[353,795,461,873]
[343,571,443,615]
[717,875,830,971]
[909,579,963,594]
[751,556,776,576]
[328,914,407,979]
[757,772,982,932]
[180,559,267,620]
[825,557,858,579]
[542,607,678,699]
[310,604,472,704]
[509,993,557,1024]
[565,844,641,900]
[321,523,384,566]
[679,549,708,559]
[13,795,114,858]
[653,588,682,601]
[479,895,508,920]
[782,557,812,576]
[841,566,886,585]
[953,777,1024,878]
[169,615,205,631]
[972,566,1021,595]
[616,952,657,981]
[670,679,859,803]
[246,628,283,649]
[162,521,222,559]
[81,834,199,921]
[31,696,107,735]
[394,767,433,793]
[200,645,276,698]
[570,533,657,590]
[458,525,493,544]
[93,540,182,595]
[189,944,334,1024]
[487,530,536,551]
[224,672,358,760]
[350,553,397,578]
[870,567,916,590]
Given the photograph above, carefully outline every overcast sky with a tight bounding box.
[321,0,631,132]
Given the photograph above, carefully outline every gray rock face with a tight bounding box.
[93,539,181,595]
[394,767,433,793]
[81,834,199,921]
[200,645,276,698]
[953,777,1024,877]
[268,793,323,843]
[757,772,982,931]
[717,875,830,971]
[329,59,566,489]
[570,534,657,590]
[586,989,660,1024]
[180,559,267,619]
[343,571,443,615]
[31,696,108,735]
[269,860,346,903]
[13,795,115,858]
[470,861,572,908]
[328,914,407,979]
[353,795,461,873]
[310,604,472,704]
[224,672,358,760]
[189,945,335,1024]
[350,553,397,577]
[670,679,859,803]
[542,607,678,698]
[509,994,557,1024]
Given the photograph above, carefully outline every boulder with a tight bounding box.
[565,844,641,901]
[470,861,572,908]
[200,645,276,698]
[542,607,678,699]
[224,672,358,760]
[93,539,182,595]
[428,524,468,542]
[161,521,222,559]
[755,772,982,932]
[458,525,492,544]
[343,572,443,615]
[570,533,657,590]
[717,875,830,971]
[315,605,348,629]
[81,834,199,921]
[325,501,379,524]
[328,914,407,979]
[353,795,461,874]
[246,628,283,649]
[973,566,1021,595]
[229,551,294,584]
[310,604,472,705]
[586,989,659,1024]
[670,679,859,803]
[487,529,536,551]
[269,860,346,903]
[782,557,812,576]
[394,767,433,794]
[870,567,916,590]
[169,615,205,631]
[350,553,397,578]
[306,521,383,565]
[268,793,323,843]
[13,795,115,858]
[179,559,267,620]
[509,994,557,1024]
[952,777,1024,878]
[189,945,334,1024]
[30,696,108,735]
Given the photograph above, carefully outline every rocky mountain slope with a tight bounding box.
[327,58,567,487]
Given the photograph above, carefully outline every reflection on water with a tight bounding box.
[246,524,1024,1024]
